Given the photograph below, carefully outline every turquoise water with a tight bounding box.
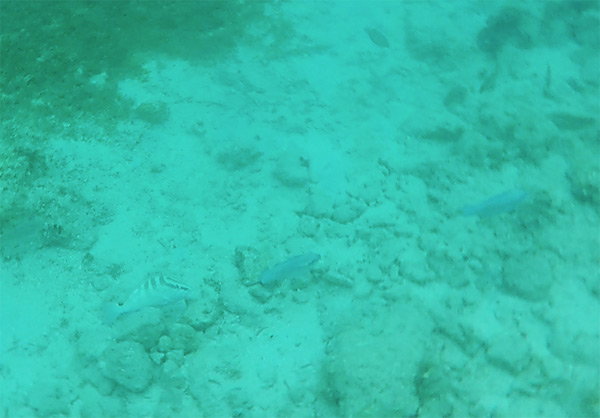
[1,1,599,417]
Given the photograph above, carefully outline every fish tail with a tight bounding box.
[102,302,123,324]
[460,204,478,216]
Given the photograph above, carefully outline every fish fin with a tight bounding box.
[102,302,122,325]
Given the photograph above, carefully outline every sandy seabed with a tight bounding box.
[1,1,599,417]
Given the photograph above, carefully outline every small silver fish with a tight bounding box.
[365,27,390,48]
[461,189,528,217]
[102,275,192,324]
[254,253,321,286]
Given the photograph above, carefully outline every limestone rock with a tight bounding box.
[100,341,153,392]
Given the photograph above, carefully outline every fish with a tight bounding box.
[255,253,321,285]
[102,275,192,324]
[365,27,390,48]
[461,189,528,217]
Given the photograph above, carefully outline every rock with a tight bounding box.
[100,341,153,392]
[162,356,187,390]
[150,351,164,365]
[326,304,427,417]
[170,323,198,354]
[113,308,165,351]
[500,251,554,301]
[485,331,531,373]
[158,335,173,353]
[272,152,309,188]
[185,285,219,332]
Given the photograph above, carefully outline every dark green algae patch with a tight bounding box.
[0,1,278,134]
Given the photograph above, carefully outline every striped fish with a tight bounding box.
[102,275,192,324]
